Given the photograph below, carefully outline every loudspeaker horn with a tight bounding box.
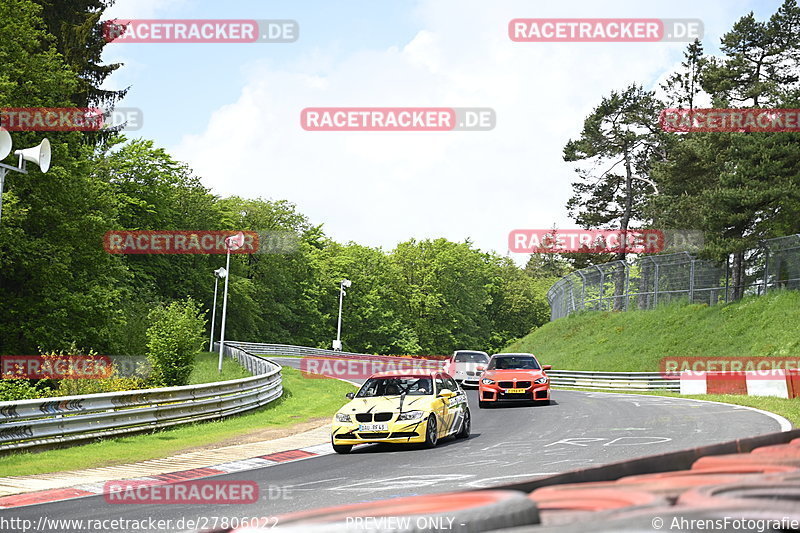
[0,128,11,160]
[14,138,50,173]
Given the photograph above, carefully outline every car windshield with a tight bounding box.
[488,356,540,370]
[356,377,433,397]
[453,352,488,363]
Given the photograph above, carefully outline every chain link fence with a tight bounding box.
[547,235,800,320]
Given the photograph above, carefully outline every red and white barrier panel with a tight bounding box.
[680,370,800,398]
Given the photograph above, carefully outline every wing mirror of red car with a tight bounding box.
[476,366,485,371]
[542,365,552,371]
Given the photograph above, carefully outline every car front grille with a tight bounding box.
[357,432,390,439]
[498,381,531,388]
[374,412,393,422]
[355,413,373,422]
[390,432,418,438]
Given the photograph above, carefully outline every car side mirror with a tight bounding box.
[542,365,552,371]
[476,366,485,371]
[346,392,355,399]
[438,388,455,398]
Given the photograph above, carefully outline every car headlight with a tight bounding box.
[397,410,424,421]
[534,377,548,384]
[335,413,352,423]
[481,378,495,385]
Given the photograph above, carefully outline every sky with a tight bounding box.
[100,0,782,260]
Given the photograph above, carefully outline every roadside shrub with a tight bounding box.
[45,350,148,397]
[0,380,51,401]
[145,298,206,387]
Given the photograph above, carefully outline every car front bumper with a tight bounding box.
[478,383,550,402]
[331,417,430,445]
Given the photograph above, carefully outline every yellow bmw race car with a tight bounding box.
[331,370,471,454]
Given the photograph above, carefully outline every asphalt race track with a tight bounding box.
[0,357,787,532]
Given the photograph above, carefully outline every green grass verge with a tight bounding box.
[0,365,357,476]
[555,387,799,428]
[188,351,253,384]
[507,291,800,372]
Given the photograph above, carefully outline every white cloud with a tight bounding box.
[103,0,187,20]
[171,0,748,260]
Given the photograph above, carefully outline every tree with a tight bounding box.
[563,84,665,261]
[0,0,127,354]
[661,39,707,110]
[34,0,126,109]
[652,0,800,299]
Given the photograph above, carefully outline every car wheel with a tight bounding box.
[424,414,438,448]
[332,441,352,454]
[456,409,471,439]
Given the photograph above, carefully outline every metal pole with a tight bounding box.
[336,282,344,344]
[209,274,219,352]
[217,249,231,373]
[0,168,7,224]
[724,256,730,303]
[654,264,660,307]
[689,259,695,303]
[623,262,630,311]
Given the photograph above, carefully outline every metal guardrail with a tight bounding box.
[547,370,678,392]
[223,341,385,359]
[0,344,282,452]
[225,342,676,392]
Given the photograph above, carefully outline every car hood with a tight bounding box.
[338,394,433,414]
[482,369,546,380]
[449,361,486,369]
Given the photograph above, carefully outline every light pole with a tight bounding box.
[333,279,351,351]
[209,267,226,352]
[218,232,245,373]
[0,129,52,224]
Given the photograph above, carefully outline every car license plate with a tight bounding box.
[506,388,526,394]
[358,423,388,431]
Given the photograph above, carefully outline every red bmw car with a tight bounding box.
[478,352,551,408]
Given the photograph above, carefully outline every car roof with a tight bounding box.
[369,370,437,378]
[491,352,537,358]
[453,350,488,355]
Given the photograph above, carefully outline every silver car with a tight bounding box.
[444,350,490,387]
